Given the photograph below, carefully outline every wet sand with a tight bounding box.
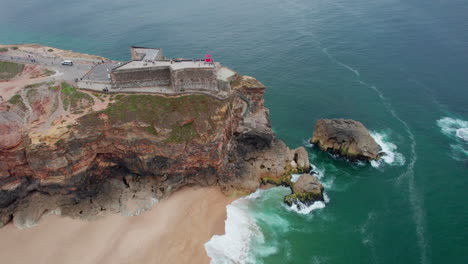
[0,186,233,264]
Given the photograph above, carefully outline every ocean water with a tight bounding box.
[1,0,467,263]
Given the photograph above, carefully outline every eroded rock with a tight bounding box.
[284,173,324,206]
[311,119,380,161]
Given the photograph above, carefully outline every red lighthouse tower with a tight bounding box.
[205,53,213,63]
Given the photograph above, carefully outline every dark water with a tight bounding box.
[1,0,467,263]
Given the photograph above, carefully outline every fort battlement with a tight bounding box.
[77,47,227,94]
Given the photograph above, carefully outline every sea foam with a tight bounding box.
[204,190,264,264]
[286,193,330,215]
[437,117,468,160]
[370,131,405,168]
[437,117,468,141]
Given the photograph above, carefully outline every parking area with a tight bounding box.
[82,62,121,81]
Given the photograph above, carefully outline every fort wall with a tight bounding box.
[111,67,172,89]
[171,68,218,91]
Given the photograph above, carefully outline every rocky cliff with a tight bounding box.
[0,71,310,228]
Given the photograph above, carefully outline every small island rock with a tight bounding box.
[311,119,380,161]
[284,174,324,206]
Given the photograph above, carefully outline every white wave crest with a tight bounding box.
[437,117,468,141]
[370,131,406,168]
[287,193,330,215]
[437,117,468,160]
[204,190,264,264]
[456,128,468,141]
[288,200,326,214]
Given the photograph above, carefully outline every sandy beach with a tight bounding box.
[0,186,233,264]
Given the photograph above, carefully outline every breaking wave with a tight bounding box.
[204,190,266,264]
[286,193,330,215]
[289,166,330,215]
[437,117,468,160]
[206,163,332,262]
[437,117,468,141]
[370,131,406,168]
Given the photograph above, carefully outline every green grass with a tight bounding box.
[26,88,38,102]
[166,122,198,143]
[101,94,216,123]
[8,94,27,111]
[143,126,158,136]
[8,94,22,105]
[48,85,59,91]
[24,81,53,89]
[114,94,126,100]
[0,61,24,80]
[0,48,7,52]
[78,94,225,143]
[60,82,94,113]
[92,93,106,102]
[43,69,55,76]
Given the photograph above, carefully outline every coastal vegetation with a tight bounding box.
[166,122,198,143]
[60,82,94,113]
[260,173,292,186]
[42,69,55,77]
[78,94,225,143]
[7,94,27,111]
[0,60,24,80]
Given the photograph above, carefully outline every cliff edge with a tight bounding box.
[0,47,310,227]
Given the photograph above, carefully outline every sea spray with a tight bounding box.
[370,131,406,168]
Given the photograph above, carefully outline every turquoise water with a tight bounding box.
[1,0,467,263]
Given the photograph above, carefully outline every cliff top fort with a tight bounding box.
[77,46,236,95]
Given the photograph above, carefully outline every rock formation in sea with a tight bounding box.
[284,173,324,206]
[0,48,311,227]
[311,119,381,161]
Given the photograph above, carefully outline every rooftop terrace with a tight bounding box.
[132,47,162,61]
[114,60,215,71]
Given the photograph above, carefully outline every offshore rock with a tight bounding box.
[284,173,324,206]
[311,119,381,161]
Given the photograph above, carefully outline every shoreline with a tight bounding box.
[0,186,234,264]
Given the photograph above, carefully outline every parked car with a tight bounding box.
[61,60,73,66]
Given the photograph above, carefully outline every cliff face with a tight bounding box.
[0,75,309,228]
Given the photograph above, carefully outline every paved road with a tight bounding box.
[0,52,107,82]
[82,62,121,81]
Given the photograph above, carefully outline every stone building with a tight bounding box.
[110,47,218,91]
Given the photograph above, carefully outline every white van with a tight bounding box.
[61,60,73,66]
